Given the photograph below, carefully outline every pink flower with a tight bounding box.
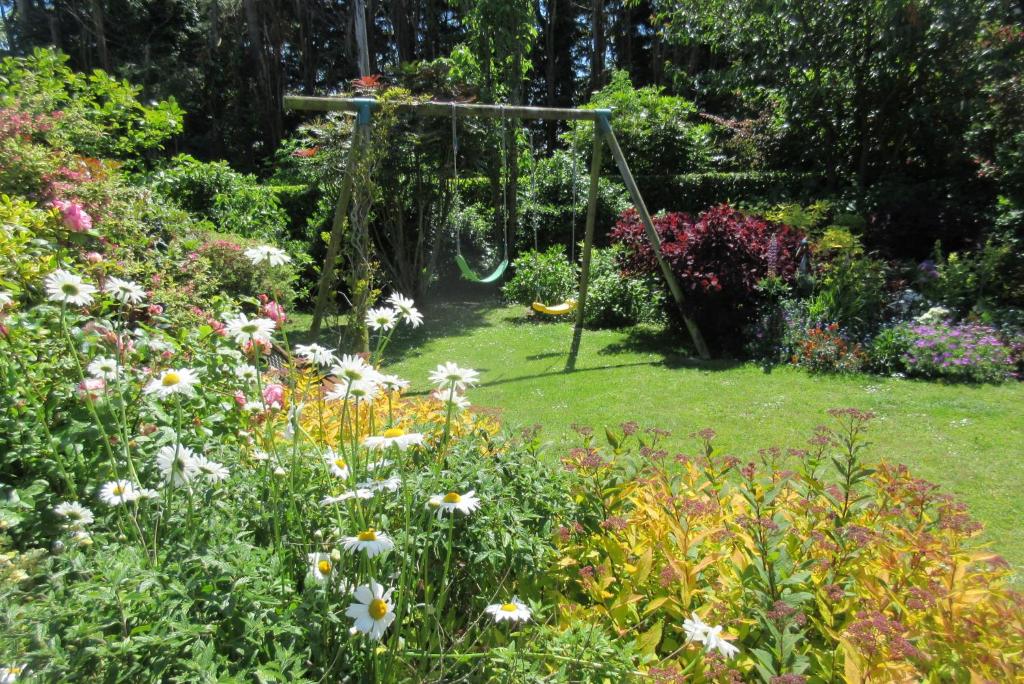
[147,304,164,316]
[243,339,272,356]
[77,377,106,400]
[84,251,104,264]
[262,300,287,326]
[51,199,93,232]
[262,383,285,409]
[233,390,247,407]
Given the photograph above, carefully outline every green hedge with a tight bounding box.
[633,171,820,215]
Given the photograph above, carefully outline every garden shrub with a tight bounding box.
[633,171,819,216]
[147,154,290,243]
[521,149,629,250]
[550,411,1024,682]
[901,321,1017,383]
[582,245,665,328]
[866,325,912,375]
[806,248,888,338]
[788,323,867,374]
[0,48,182,162]
[570,70,719,177]
[611,203,805,349]
[503,245,579,308]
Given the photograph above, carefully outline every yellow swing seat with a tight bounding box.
[532,299,577,316]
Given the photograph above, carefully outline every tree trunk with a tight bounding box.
[89,0,110,70]
[590,0,605,92]
[242,0,282,152]
[544,0,558,149]
[354,0,371,76]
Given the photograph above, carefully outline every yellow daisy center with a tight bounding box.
[443,492,461,504]
[317,559,332,575]
[162,371,181,386]
[368,598,389,620]
[62,283,78,294]
[357,529,377,542]
[334,458,347,469]
[500,603,519,612]
[383,427,405,438]
[112,484,124,496]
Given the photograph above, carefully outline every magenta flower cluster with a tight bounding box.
[902,321,1016,382]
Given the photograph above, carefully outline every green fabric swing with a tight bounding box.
[455,254,509,283]
[450,105,510,284]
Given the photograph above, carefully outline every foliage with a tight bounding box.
[550,411,1024,681]
[901,321,1017,383]
[571,71,719,177]
[582,246,665,328]
[789,323,867,374]
[147,154,290,243]
[0,48,182,162]
[521,149,629,251]
[919,238,1024,317]
[805,231,887,338]
[866,326,912,375]
[611,204,805,348]
[503,246,579,308]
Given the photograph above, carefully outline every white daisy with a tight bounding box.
[308,552,335,582]
[431,389,470,411]
[357,476,401,493]
[347,378,380,402]
[137,487,160,500]
[320,489,374,505]
[0,664,26,683]
[324,449,350,478]
[331,354,372,382]
[703,625,740,659]
[224,313,276,345]
[53,501,95,528]
[87,356,121,380]
[0,290,13,308]
[99,480,140,506]
[342,528,395,557]
[144,368,199,399]
[366,459,394,471]
[155,444,199,486]
[683,612,711,644]
[104,276,146,305]
[485,597,532,623]
[244,245,291,267]
[430,490,480,517]
[363,428,424,451]
[378,374,410,393]
[345,580,396,641]
[294,343,337,367]
[193,454,230,482]
[45,269,96,307]
[234,364,259,383]
[429,362,479,391]
[387,293,424,327]
[365,306,399,331]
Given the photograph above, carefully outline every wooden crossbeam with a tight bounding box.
[285,95,609,122]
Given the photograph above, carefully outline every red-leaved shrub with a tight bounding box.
[610,204,804,348]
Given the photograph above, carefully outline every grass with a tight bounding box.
[288,290,1024,572]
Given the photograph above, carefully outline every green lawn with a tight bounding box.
[288,291,1024,572]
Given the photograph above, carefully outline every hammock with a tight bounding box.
[531,300,577,316]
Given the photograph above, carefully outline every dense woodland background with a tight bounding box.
[2,0,1023,262]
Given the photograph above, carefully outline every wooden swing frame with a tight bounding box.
[284,95,711,365]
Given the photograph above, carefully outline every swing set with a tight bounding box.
[284,95,711,365]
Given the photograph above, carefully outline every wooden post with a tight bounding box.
[598,114,711,360]
[566,118,605,371]
[309,100,373,335]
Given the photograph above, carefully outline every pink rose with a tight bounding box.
[262,300,287,326]
[262,383,285,409]
[52,199,93,232]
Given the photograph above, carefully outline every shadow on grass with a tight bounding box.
[597,325,744,372]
